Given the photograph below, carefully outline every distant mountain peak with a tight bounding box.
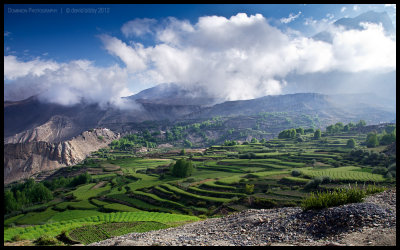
[313,10,394,43]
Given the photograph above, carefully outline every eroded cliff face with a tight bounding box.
[4,128,119,185]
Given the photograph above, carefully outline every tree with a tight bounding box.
[170,159,194,178]
[366,132,379,148]
[346,138,357,148]
[356,120,366,128]
[335,122,344,131]
[251,138,259,143]
[4,190,18,214]
[314,129,321,139]
[296,127,304,135]
[380,133,396,145]
[245,184,254,194]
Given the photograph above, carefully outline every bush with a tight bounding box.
[372,167,387,175]
[34,235,63,246]
[304,176,330,190]
[291,170,301,177]
[346,138,356,148]
[301,187,366,211]
[11,234,22,242]
[245,184,254,194]
[170,159,194,178]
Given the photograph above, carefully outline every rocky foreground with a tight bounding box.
[90,189,396,246]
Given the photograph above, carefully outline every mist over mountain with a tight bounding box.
[313,10,395,43]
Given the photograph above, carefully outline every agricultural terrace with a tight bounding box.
[4,122,395,245]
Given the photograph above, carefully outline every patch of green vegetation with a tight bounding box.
[301,184,386,211]
[4,121,395,244]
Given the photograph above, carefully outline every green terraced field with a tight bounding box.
[299,166,386,182]
[4,124,394,245]
[4,211,200,242]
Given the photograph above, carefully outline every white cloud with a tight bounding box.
[99,34,148,73]
[353,5,359,11]
[4,56,134,108]
[121,18,157,37]
[330,22,396,73]
[5,12,396,107]
[100,13,395,102]
[4,55,60,80]
[384,4,396,9]
[326,13,334,20]
[341,7,347,13]
[280,11,302,24]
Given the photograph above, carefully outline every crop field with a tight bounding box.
[68,221,169,244]
[299,166,386,182]
[4,211,200,242]
[4,126,395,245]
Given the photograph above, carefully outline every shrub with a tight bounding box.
[245,184,254,194]
[346,138,356,148]
[372,167,387,175]
[170,159,194,178]
[301,187,366,211]
[34,235,63,246]
[304,176,330,190]
[365,184,386,195]
[11,234,22,242]
[291,170,301,177]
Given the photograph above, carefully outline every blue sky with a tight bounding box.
[4,4,396,67]
[4,4,396,106]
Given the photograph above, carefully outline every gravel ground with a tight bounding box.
[89,189,396,246]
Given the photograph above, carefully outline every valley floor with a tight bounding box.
[89,189,396,246]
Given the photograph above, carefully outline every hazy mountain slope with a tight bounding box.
[3,88,396,184]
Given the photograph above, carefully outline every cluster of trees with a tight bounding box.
[224,140,239,146]
[314,129,322,139]
[4,179,53,214]
[365,125,396,148]
[278,127,315,139]
[371,163,396,179]
[170,159,194,178]
[110,132,158,151]
[325,120,366,134]
[348,149,391,167]
[43,172,92,191]
[278,128,298,139]
[5,172,93,214]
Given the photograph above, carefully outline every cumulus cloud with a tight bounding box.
[4,56,135,109]
[4,55,60,80]
[4,12,396,107]
[99,34,148,73]
[104,13,395,101]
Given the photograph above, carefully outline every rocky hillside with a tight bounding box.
[89,189,396,246]
[4,90,396,184]
[4,128,119,185]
